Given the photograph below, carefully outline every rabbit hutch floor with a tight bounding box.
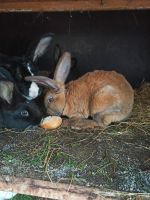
[0,83,149,199]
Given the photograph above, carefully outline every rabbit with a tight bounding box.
[25,52,134,129]
[0,98,43,129]
[0,78,43,129]
[0,67,43,129]
[0,33,58,100]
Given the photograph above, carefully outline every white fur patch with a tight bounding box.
[29,82,39,99]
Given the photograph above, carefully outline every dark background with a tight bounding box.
[0,10,149,87]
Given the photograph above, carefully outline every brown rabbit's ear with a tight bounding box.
[54,52,71,83]
[25,76,60,92]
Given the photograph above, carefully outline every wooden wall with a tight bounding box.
[0,11,149,87]
[0,0,150,12]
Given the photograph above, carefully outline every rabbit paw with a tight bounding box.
[63,118,98,130]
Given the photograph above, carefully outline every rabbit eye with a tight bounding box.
[21,110,29,117]
[48,96,54,103]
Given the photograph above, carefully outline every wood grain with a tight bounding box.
[0,175,149,199]
[0,0,149,12]
[0,175,111,200]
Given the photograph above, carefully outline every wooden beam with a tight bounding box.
[0,0,149,12]
[0,175,111,200]
[0,175,149,200]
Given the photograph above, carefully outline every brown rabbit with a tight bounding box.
[25,52,134,129]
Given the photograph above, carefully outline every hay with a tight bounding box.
[0,83,150,196]
[130,83,150,129]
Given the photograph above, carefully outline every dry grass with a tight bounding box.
[0,82,149,136]
[0,83,150,196]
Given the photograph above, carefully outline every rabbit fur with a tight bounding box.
[25,52,134,129]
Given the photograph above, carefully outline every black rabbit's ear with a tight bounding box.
[54,52,71,83]
[0,81,14,104]
[0,66,14,81]
[26,33,54,63]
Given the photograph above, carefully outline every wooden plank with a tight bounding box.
[0,0,149,12]
[0,175,111,200]
[0,175,149,200]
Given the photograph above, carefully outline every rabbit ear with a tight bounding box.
[0,66,14,81]
[0,81,14,104]
[54,52,71,83]
[25,76,60,92]
[26,33,53,63]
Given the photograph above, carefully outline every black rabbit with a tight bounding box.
[0,33,58,100]
[0,97,43,130]
[0,66,44,129]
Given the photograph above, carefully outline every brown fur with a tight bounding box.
[45,70,134,129]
